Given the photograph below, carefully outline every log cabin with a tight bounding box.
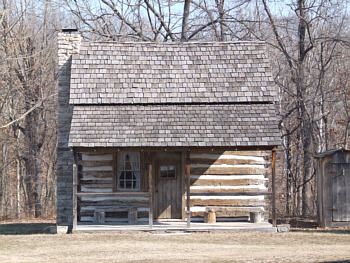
[57,29,281,230]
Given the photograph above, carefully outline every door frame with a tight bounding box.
[152,151,185,220]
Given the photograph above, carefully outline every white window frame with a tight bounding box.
[117,152,140,191]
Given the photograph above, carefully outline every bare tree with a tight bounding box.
[0,0,61,219]
[255,0,350,216]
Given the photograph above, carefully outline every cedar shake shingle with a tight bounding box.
[68,41,281,147]
[69,42,277,105]
[68,104,281,147]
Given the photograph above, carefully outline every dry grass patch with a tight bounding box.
[0,231,349,262]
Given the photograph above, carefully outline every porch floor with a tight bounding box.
[74,221,277,233]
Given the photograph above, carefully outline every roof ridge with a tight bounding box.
[80,41,266,45]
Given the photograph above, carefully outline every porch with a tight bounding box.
[71,149,278,230]
[74,220,277,233]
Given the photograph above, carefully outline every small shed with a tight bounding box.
[315,148,350,227]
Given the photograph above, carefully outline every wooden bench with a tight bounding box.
[94,207,138,224]
[203,207,263,224]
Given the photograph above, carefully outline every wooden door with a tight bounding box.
[154,152,182,219]
[329,163,350,222]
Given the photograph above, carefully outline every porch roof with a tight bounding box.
[68,104,281,147]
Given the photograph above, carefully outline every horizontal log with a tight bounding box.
[191,151,270,157]
[81,180,113,185]
[190,198,265,207]
[190,178,265,186]
[80,184,113,189]
[190,158,265,165]
[79,211,94,217]
[80,176,113,184]
[79,160,114,167]
[80,216,94,222]
[80,188,113,193]
[219,151,270,156]
[80,206,149,212]
[190,187,267,193]
[190,191,271,196]
[79,195,148,202]
[191,166,265,175]
[82,166,113,172]
[79,201,149,208]
[81,153,113,161]
[77,192,150,197]
[105,218,129,223]
[81,171,114,178]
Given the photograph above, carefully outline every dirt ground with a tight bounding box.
[1,228,350,263]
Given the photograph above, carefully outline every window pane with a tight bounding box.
[160,169,168,178]
[167,166,176,178]
[117,152,140,190]
[160,165,176,178]
[160,166,168,171]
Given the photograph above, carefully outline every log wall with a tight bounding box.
[188,151,271,221]
[80,153,114,193]
[75,150,272,223]
[77,153,149,223]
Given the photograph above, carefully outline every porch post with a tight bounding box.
[148,153,153,229]
[72,151,78,231]
[186,150,191,228]
[271,147,277,227]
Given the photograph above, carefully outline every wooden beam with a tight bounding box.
[76,192,150,197]
[73,152,78,231]
[190,198,265,207]
[73,146,276,153]
[148,154,153,229]
[272,148,277,227]
[113,152,117,192]
[190,187,268,193]
[191,166,266,175]
[186,151,191,228]
[190,178,265,186]
[189,191,271,196]
[78,160,113,167]
[181,150,186,220]
[190,158,266,165]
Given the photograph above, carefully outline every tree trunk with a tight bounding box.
[215,0,226,41]
[181,0,192,41]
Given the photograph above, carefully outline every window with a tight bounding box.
[117,152,140,191]
[160,165,176,178]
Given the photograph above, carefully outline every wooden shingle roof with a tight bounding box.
[68,41,281,148]
[69,104,280,147]
[70,42,277,104]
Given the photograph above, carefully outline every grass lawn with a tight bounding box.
[0,224,350,263]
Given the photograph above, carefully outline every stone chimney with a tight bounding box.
[57,29,81,227]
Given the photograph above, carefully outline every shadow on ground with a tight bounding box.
[0,223,56,235]
[291,229,350,235]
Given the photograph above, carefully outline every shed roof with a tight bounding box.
[314,148,350,158]
[68,104,281,147]
[70,41,277,105]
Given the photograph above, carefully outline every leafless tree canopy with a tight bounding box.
[0,0,349,219]
[0,0,62,218]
